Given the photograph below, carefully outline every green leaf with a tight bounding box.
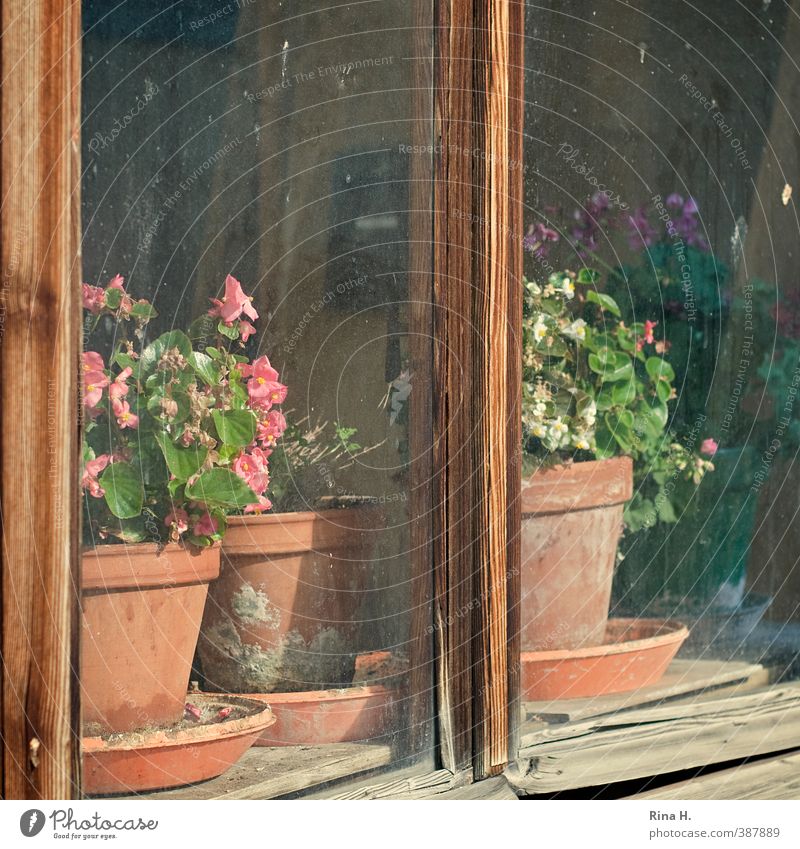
[605,410,634,452]
[217,320,239,340]
[590,351,634,383]
[130,301,157,320]
[113,350,139,374]
[185,468,258,509]
[594,425,618,459]
[154,432,208,481]
[188,315,217,339]
[212,409,257,448]
[646,356,675,383]
[99,462,144,519]
[104,287,122,309]
[576,267,600,285]
[611,379,637,406]
[188,351,220,386]
[656,380,672,403]
[656,497,677,524]
[586,290,621,317]
[139,330,192,376]
[596,387,616,411]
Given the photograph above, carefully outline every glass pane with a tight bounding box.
[520,0,800,779]
[80,0,434,796]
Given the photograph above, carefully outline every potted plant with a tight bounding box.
[519,263,712,652]
[196,414,383,695]
[529,195,754,625]
[81,274,271,735]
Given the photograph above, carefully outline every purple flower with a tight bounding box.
[666,193,684,208]
[524,221,559,258]
[570,192,614,257]
[626,205,659,250]
[683,196,699,215]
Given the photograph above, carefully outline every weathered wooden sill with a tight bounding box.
[506,659,800,796]
[134,741,395,800]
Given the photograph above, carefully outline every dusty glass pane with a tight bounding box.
[521,0,800,728]
[80,0,434,795]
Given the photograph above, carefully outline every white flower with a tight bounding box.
[532,315,547,341]
[563,318,587,341]
[533,401,547,417]
[549,418,569,444]
[561,278,575,299]
[531,423,546,438]
[573,434,591,450]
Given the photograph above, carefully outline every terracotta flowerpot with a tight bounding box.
[81,543,220,734]
[82,694,275,795]
[197,506,378,693]
[521,618,688,701]
[521,456,632,651]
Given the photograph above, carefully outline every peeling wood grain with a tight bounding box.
[507,683,800,794]
[1,0,81,799]
[625,750,800,800]
[136,743,393,800]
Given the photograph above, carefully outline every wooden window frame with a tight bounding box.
[0,0,524,798]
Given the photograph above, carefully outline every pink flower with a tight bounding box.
[193,511,218,537]
[701,438,719,457]
[165,508,189,534]
[233,448,270,495]
[82,352,109,408]
[239,320,256,342]
[644,319,658,344]
[81,454,111,498]
[108,366,132,401]
[257,410,287,448]
[82,283,105,314]
[184,703,202,721]
[106,274,133,314]
[112,398,139,429]
[247,378,287,410]
[239,354,278,381]
[244,494,273,514]
[208,275,259,325]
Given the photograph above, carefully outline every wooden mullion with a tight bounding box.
[433,0,523,778]
[433,0,476,773]
[0,0,81,799]
[504,0,525,769]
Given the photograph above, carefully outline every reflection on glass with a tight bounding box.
[520,0,800,712]
[80,0,434,794]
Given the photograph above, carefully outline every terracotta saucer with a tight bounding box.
[83,694,275,795]
[243,685,397,747]
[521,618,689,701]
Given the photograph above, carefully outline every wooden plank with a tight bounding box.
[626,751,800,800]
[470,0,525,781]
[507,682,800,795]
[432,775,519,800]
[1,0,81,799]
[136,743,392,800]
[432,0,476,773]
[407,0,435,760]
[329,767,463,800]
[523,660,767,724]
[505,0,525,769]
[325,767,519,800]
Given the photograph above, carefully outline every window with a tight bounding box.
[509,0,800,797]
[77,0,440,796]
